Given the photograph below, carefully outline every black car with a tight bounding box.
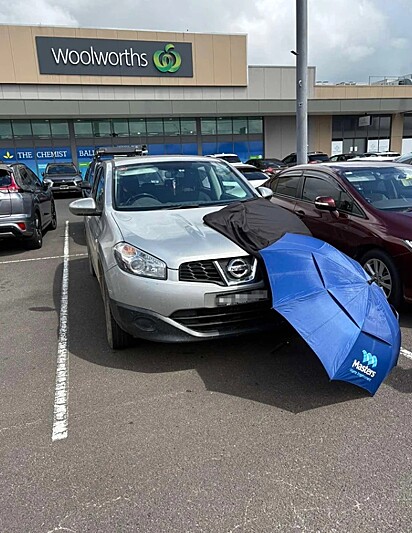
[245,158,286,172]
[42,162,83,194]
[0,163,56,249]
[329,153,355,162]
[282,151,330,167]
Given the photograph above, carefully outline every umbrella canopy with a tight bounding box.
[203,198,311,256]
[260,233,401,395]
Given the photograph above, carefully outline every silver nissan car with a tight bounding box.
[70,156,278,349]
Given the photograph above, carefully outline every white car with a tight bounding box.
[348,151,400,162]
[208,153,241,164]
[231,163,270,188]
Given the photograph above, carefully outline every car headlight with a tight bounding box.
[404,240,412,251]
[114,242,167,279]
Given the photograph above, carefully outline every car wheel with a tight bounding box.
[48,201,57,231]
[102,278,133,350]
[360,249,402,308]
[25,213,43,250]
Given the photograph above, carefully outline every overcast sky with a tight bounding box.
[1,0,411,82]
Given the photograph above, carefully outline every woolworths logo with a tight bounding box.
[153,44,182,73]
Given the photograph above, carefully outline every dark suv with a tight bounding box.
[0,163,56,249]
[264,162,412,308]
[282,151,330,166]
[42,162,82,195]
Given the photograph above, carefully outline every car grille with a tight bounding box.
[179,260,224,285]
[170,300,275,334]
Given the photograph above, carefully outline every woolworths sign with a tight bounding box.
[35,36,193,77]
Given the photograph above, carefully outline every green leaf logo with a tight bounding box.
[3,151,13,159]
[153,44,182,73]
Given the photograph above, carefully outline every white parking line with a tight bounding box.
[0,253,86,265]
[51,221,70,442]
[400,347,412,361]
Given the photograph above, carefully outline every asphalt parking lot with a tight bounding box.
[0,197,411,533]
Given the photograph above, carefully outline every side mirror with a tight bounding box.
[257,186,273,199]
[80,181,92,190]
[69,198,101,216]
[314,196,337,211]
[43,179,53,189]
[41,171,45,177]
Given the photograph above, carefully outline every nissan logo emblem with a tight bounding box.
[227,258,250,279]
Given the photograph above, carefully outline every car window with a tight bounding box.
[308,153,329,162]
[46,164,76,175]
[18,165,34,191]
[303,175,363,216]
[27,168,42,189]
[93,168,105,211]
[238,169,268,181]
[283,154,296,165]
[275,173,301,198]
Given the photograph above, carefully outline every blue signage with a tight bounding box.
[77,146,95,159]
[0,148,16,162]
[35,147,71,160]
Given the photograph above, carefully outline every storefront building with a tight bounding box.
[1,24,412,176]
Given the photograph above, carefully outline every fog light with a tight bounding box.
[17,222,26,231]
[134,317,157,332]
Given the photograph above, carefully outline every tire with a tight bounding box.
[88,248,96,277]
[102,278,133,350]
[359,249,402,309]
[48,200,57,231]
[25,212,43,250]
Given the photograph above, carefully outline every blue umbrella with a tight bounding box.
[260,233,401,395]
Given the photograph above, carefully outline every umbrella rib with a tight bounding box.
[312,253,326,288]
[327,289,362,328]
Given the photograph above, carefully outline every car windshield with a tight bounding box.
[341,166,412,211]
[114,160,255,211]
[238,169,268,181]
[46,164,76,175]
[260,160,282,168]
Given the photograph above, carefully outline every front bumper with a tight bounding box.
[110,298,282,342]
[105,264,281,341]
[51,180,82,193]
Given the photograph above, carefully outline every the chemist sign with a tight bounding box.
[36,36,193,78]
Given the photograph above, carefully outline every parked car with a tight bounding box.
[282,151,330,166]
[82,146,148,197]
[329,153,355,162]
[42,162,83,195]
[264,161,412,308]
[245,158,286,173]
[208,153,241,163]
[231,163,271,188]
[69,156,277,349]
[348,152,401,162]
[394,153,412,165]
[0,163,56,249]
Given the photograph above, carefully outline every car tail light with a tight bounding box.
[266,167,274,173]
[17,222,26,231]
[0,174,21,192]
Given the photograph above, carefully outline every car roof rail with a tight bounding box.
[94,145,148,159]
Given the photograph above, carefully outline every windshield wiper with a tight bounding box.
[164,203,203,210]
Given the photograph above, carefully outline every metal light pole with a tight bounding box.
[296,0,308,165]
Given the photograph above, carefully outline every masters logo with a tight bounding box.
[352,349,378,378]
[153,44,182,73]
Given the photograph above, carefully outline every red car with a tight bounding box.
[265,162,412,308]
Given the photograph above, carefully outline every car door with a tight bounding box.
[294,170,371,256]
[269,170,303,213]
[86,166,106,273]
[28,167,51,227]
[14,165,37,219]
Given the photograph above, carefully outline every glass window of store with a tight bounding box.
[164,118,180,136]
[146,119,164,137]
[129,119,146,137]
[180,119,196,135]
[50,121,69,138]
[93,120,111,138]
[74,120,93,138]
[217,117,232,135]
[201,118,217,136]
[0,120,13,140]
[112,119,129,138]
[12,121,32,139]
[31,120,51,139]
[332,115,391,154]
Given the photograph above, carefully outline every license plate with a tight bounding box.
[216,290,268,307]
[59,185,69,189]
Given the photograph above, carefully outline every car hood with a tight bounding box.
[111,205,248,269]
